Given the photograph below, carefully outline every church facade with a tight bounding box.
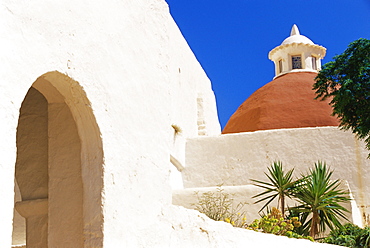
[1,1,368,247]
[178,25,370,230]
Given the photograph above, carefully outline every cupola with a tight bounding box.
[268,24,326,78]
[222,25,339,134]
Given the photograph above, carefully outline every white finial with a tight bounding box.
[290,24,300,36]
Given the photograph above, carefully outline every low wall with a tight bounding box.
[173,183,359,229]
[173,185,264,222]
[161,204,343,248]
[183,127,370,225]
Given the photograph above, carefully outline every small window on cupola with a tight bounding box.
[311,56,317,70]
[292,55,302,69]
[278,59,283,73]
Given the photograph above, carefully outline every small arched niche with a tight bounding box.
[13,71,104,247]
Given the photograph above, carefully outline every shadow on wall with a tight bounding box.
[12,71,104,248]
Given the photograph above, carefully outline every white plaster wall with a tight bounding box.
[184,127,370,224]
[0,0,220,246]
[151,205,343,248]
[173,185,267,223]
[173,184,358,232]
[167,19,221,139]
[0,0,343,247]
[167,10,221,171]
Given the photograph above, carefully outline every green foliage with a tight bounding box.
[290,162,351,238]
[193,186,248,228]
[248,207,313,241]
[287,208,311,237]
[313,38,370,156]
[248,207,297,235]
[194,187,313,241]
[252,161,351,239]
[323,223,370,247]
[251,161,302,216]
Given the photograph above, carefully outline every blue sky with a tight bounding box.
[165,0,370,129]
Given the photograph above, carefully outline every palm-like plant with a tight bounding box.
[290,162,351,238]
[251,161,299,217]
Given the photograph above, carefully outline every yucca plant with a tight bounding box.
[286,206,312,237]
[290,162,351,238]
[251,161,301,217]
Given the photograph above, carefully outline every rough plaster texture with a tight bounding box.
[12,181,25,246]
[156,205,342,248]
[48,101,83,247]
[173,184,360,232]
[11,72,103,248]
[185,127,370,224]
[0,1,352,248]
[14,88,48,247]
[173,185,273,223]
[16,199,48,247]
[0,0,225,247]
[15,88,48,201]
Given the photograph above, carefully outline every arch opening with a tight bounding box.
[13,71,104,247]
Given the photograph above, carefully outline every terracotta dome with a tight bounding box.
[222,72,339,134]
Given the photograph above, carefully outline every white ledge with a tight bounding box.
[170,155,184,172]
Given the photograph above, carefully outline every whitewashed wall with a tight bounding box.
[0,0,221,246]
[173,185,270,223]
[173,183,361,231]
[0,0,348,247]
[184,126,370,225]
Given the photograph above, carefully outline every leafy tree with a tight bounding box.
[251,161,300,217]
[313,38,370,156]
[290,162,351,238]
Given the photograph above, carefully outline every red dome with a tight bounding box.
[222,72,339,134]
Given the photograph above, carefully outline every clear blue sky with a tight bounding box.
[165,0,370,129]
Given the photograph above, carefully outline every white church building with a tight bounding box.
[1,1,369,247]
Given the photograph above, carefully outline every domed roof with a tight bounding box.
[281,35,314,45]
[222,72,339,134]
[268,25,326,78]
[281,24,314,45]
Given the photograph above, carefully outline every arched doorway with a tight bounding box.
[13,72,104,247]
